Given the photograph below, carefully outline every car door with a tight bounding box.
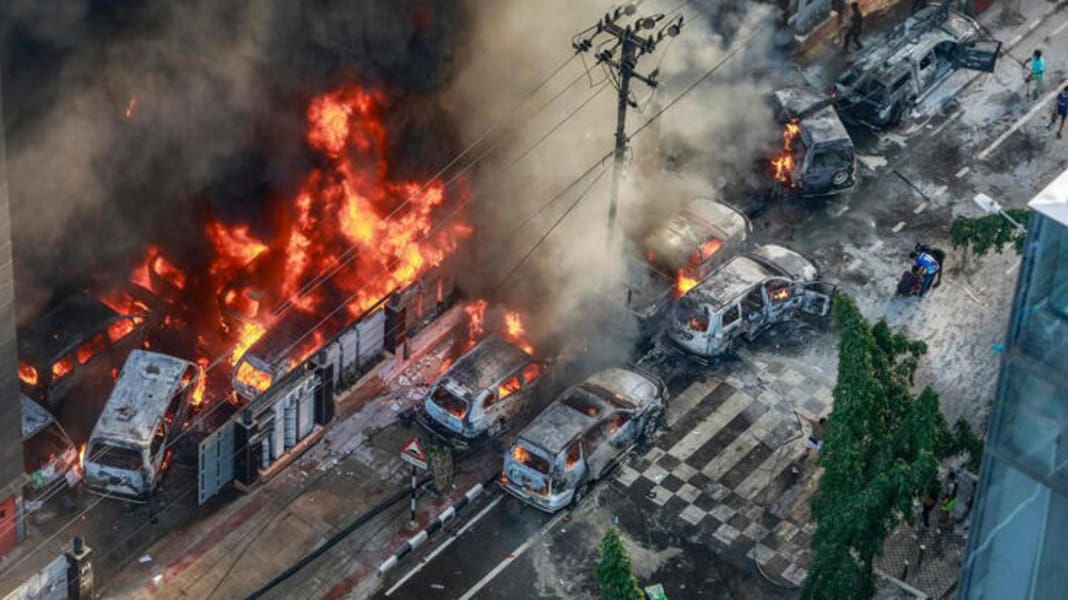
[742,285,768,338]
[954,40,1001,73]
[917,50,939,93]
[764,278,796,323]
[798,281,836,316]
[487,371,524,434]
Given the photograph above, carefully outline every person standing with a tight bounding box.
[843,2,863,52]
[914,243,945,288]
[796,411,826,462]
[910,250,940,296]
[1050,86,1068,138]
[939,472,959,531]
[1025,50,1046,100]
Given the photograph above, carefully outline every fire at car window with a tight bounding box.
[565,443,581,469]
[497,376,521,402]
[767,282,792,303]
[236,361,273,394]
[18,361,38,386]
[521,362,546,386]
[51,355,74,381]
[431,386,467,419]
[76,333,107,365]
[563,390,602,418]
[676,299,709,332]
[512,444,550,474]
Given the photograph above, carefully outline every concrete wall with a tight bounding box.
[0,70,25,499]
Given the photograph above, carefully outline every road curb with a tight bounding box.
[377,482,486,575]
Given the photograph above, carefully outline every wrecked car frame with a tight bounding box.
[667,244,834,359]
[771,87,856,197]
[500,367,666,513]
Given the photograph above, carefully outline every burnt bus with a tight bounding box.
[18,291,156,410]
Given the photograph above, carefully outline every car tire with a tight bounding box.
[641,408,665,442]
[832,170,850,187]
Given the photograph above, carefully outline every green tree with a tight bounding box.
[803,295,943,599]
[596,526,644,600]
[949,209,1030,257]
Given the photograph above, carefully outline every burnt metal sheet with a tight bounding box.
[518,398,596,455]
[93,350,193,447]
[20,395,55,439]
[685,255,778,309]
[444,335,529,396]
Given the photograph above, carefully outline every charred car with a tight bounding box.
[22,395,80,502]
[84,350,197,501]
[501,367,666,513]
[418,335,552,451]
[668,244,833,358]
[771,87,856,197]
[834,6,999,128]
[627,197,750,319]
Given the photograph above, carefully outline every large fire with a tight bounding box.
[90,82,470,410]
[503,311,534,355]
[771,119,801,187]
[676,271,699,296]
[18,361,38,386]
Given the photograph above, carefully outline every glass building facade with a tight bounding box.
[958,174,1068,599]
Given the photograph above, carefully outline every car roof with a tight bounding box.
[684,255,782,310]
[441,335,531,397]
[772,88,850,145]
[641,198,749,272]
[843,8,979,84]
[19,292,119,365]
[519,368,657,454]
[90,350,193,448]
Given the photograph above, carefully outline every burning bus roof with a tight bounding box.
[19,293,120,365]
[93,350,194,448]
[443,335,531,397]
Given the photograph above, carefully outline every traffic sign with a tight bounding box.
[401,437,428,470]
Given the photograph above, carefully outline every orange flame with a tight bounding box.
[18,361,38,386]
[521,361,546,384]
[51,356,74,381]
[152,253,187,290]
[236,361,272,393]
[99,290,149,316]
[75,334,106,365]
[503,311,535,355]
[498,376,522,400]
[78,443,86,470]
[192,358,209,407]
[232,321,267,365]
[676,271,699,296]
[462,299,487,352]
[107,318,136,343]
[772,120,801,186]
[124,97,137,119]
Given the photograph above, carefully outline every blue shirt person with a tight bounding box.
[1027,50,1046,100]
[1052,87,1068,138]
[911,251,939,296]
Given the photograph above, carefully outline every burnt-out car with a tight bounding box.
[834,6,999,128]
[771,87,856,197]
[22,395,80,502]
[626,197,750,319]
[668,244,834,359]
[18,291,157,410]
[500,367,666,513]
[418,335,552,451]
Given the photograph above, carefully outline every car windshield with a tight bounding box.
[91,442,143,471]
[511,443,551,474]
[675,298,710,332]
[431,386,468,418]
[859,79,889,105]
[23,424,70,473]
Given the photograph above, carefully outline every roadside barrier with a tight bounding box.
[377,482,486,575]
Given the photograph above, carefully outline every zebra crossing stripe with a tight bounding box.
[735,444,805,501]
[667,390,753,461]
[664,379,720,428]
[701,410,786,480]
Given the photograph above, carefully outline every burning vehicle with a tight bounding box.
[18,290,157,410]
[21,395,80,501]
[627,197,750,317]
[84,350,198,501]
[770,87,855,197]
[418,335,552,451]
[668,244,833,358]
[500,367,666,513]
[834,5,999,129]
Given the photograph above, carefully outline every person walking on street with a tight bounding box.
[1050,86,1068,138]
[796,411,826,462]
[939,472,959,532]
[843,2,863,52]
[911,250,940,296]
[1026,49,1046,100]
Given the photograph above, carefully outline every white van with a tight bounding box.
[84,350,197,501]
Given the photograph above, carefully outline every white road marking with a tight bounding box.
[928,111,962,138]
[1007,33,1023,47]
[892,221,907,233]
[1052,19,1068,36]
[457,509,568,600]
[831,203,851,217]
[978,81,1067,160]
[868,240,884,253]
[1030,18,1042,31]
[913,203,927,215]
[385,495,504,597]
[1006,260,1021,276]
[955,166,971,178]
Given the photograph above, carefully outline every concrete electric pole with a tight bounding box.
[573,5,683,245]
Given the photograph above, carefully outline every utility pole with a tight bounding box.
[573,6,683,246]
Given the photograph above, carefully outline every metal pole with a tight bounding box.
[607,32,636,246]
[409,465,417,526]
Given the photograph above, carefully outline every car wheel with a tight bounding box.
[641,408,664,442]
[832,170,850,187]
[570,482,590,509]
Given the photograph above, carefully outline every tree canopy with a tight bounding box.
[596,526,644,600]
[949,209,1030,257]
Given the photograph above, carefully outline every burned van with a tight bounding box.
[835,6,998,128]
[501,367,666,513]
[627,197,750,318]
[668,245,833,358]
[84,350,197,501]
[418,335,552,451]
[22,395,80,501]
[771,87,855,197]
